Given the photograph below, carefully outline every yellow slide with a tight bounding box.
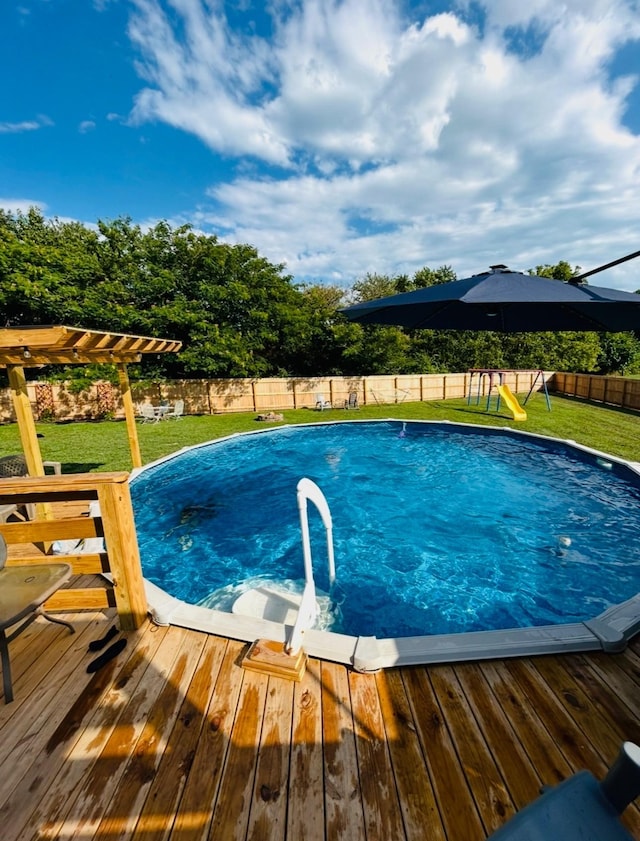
[496,384,527,421]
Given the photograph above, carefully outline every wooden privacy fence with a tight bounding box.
[0,472,146,630]
[552,373,640,411]
[0,370,552,421]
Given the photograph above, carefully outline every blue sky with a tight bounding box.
[2,0,640,289]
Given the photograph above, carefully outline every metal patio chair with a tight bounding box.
[0,534,74,703]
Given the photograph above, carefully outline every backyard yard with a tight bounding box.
[1,392,639,472]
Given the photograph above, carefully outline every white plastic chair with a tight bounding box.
[164,399,184,420]
[315,394,331,411]
[138,404,159,423]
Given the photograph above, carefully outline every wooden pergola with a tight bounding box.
[0,325,182,473]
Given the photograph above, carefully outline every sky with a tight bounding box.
[2,0,640,291]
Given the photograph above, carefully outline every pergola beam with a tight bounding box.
[0,325,181,360]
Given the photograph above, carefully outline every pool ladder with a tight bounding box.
[286,478,336,655]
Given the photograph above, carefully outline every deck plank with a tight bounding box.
[403,666,486,840]
[531,653,640,837]
[349,669,406,840]
[245,674,295,841]
[584,650,640,731]
[0,613,111,806]
[453,661,542,811]
[479,658,572,788]
[0,617,69,704]
[130,634,229,841]
[168,639,246,841]
[506,658,609,775]
[206,666,270,841]
[287,659,325,841]
[39,624,192,841]
[375,669,447,841]
[0,611,108,718]
[428,665,516,836]
[1,615,640,841]
[533,654,629,759]
[91,628,207,840]
[321,660,366,841]
[18,621,169,841]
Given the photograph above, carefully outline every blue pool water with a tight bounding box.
[130,421,640,638]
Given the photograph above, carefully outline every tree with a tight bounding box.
[597,333,640,375]
[0,208,102,326]
[412,265,456,287]
[349,272,398,303]
[530,260,581,281]
[0,212,322,379]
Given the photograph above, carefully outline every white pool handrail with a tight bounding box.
[286,478,335,654]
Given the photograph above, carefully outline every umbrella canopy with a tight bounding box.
[340,265,640,332]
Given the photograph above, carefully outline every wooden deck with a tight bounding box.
[1,609,640,840]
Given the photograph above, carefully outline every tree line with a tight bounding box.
[1,208,639,384]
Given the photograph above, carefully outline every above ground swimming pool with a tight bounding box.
[130,420,640,670]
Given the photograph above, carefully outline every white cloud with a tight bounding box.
[0,198,47,213]
[0,120,41,133]
[0,114,53,134]
[78,120,97,133]
[127,0,640,289]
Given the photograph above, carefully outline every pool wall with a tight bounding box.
[131,420,640,672]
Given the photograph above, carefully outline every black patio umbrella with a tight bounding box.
[340,256,640,333]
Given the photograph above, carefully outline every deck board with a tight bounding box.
[22,621,170,841]
[93,628,208,840]
[287,660,325,841]
[131,634,228,841]
[321,659,367,840]
[1,612,639,841]
[455,662,542,811]
[350,669,406,840]
[403,666,487,839]
[168,639,244,841]
[44,623,184,841]
[208,666,270,841]
[245,674,294,841]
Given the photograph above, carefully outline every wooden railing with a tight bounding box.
[0,472,147,630]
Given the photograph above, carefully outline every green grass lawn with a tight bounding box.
[1,391,639,472]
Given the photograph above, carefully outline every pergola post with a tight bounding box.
[7,364,45,476]
[117,363,142,469]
